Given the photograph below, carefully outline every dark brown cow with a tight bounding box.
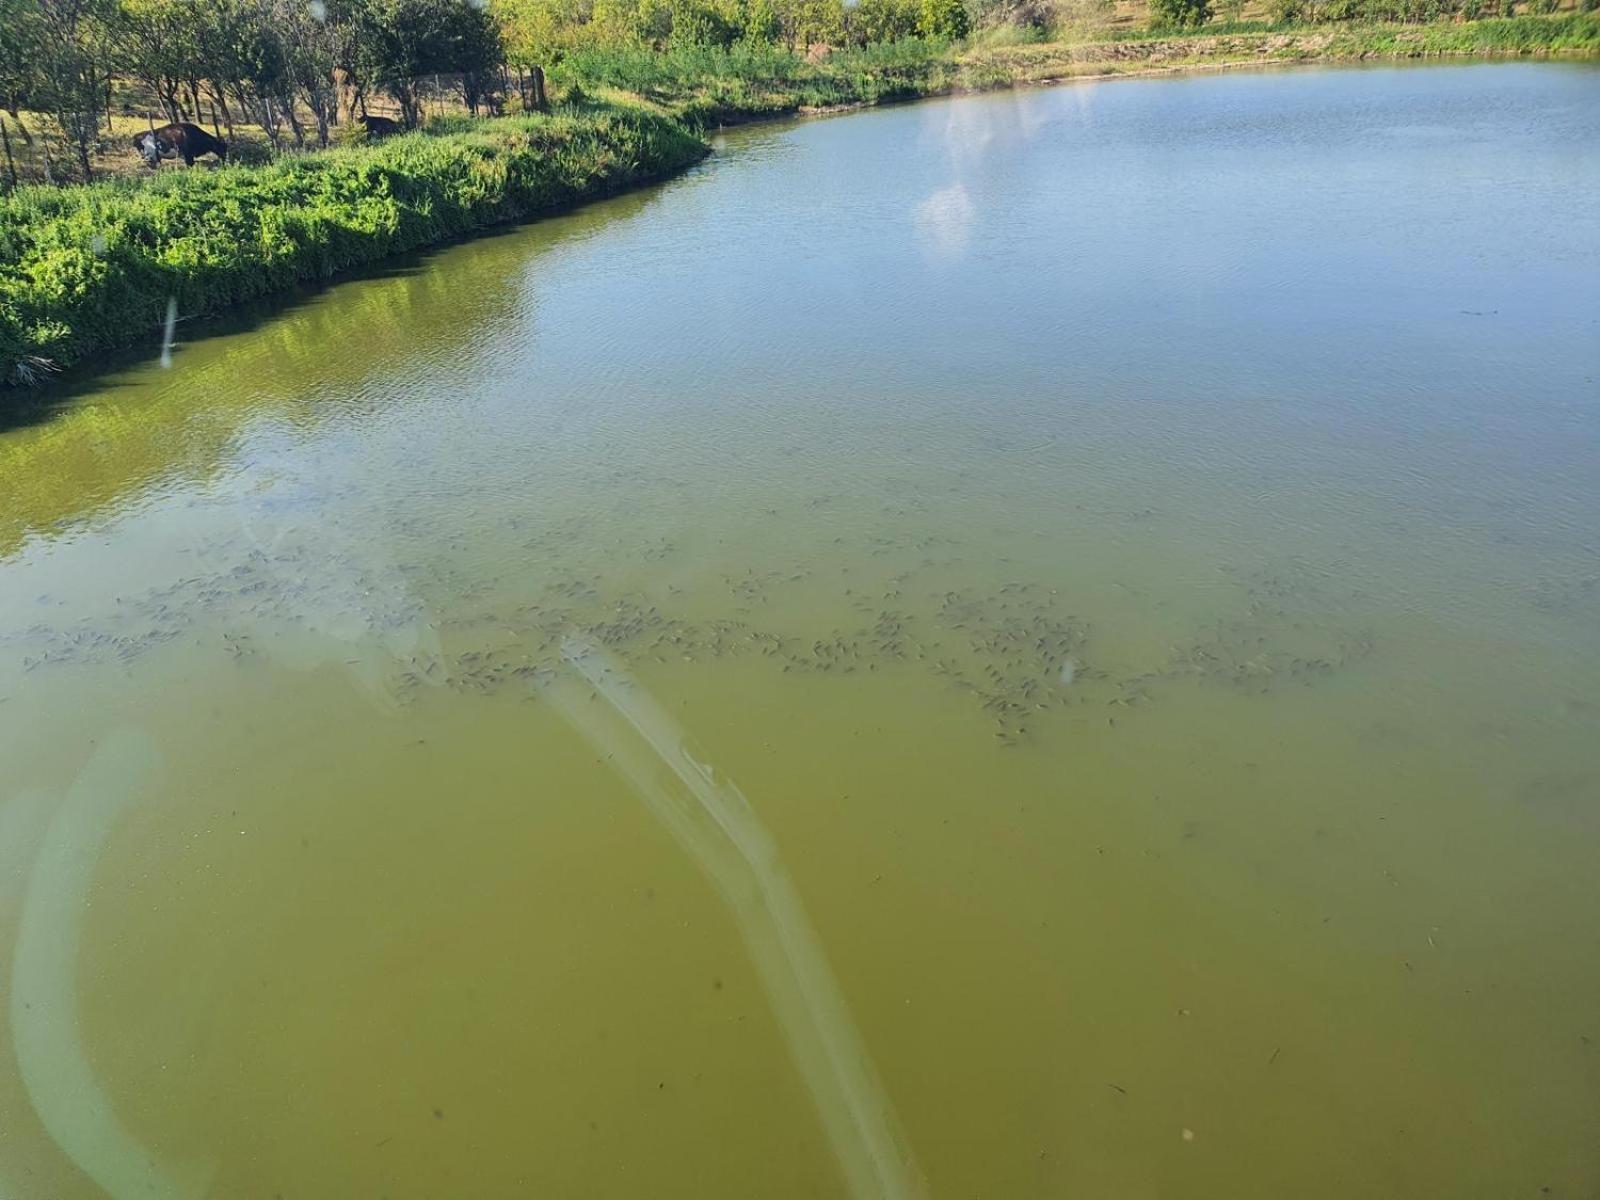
[133,122,228,168]
[359,115,401,139]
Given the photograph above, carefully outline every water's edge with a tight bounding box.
[10,48,1595,410]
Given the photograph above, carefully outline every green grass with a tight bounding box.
[0,103,705,386]
[553,12,1598,128]
[555,40,957,125]
[1099,9,1598,42]
[1335,11,1600,49]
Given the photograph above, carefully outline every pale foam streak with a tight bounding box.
[546,640,927,1200]
[9,729,214,1200]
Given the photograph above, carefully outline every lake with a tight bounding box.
[1,61,1597,1200]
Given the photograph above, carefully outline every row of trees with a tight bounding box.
[1155,0,1579,30]
[0,0,974,184]
[0,0,505,181]
[492,0,967,66]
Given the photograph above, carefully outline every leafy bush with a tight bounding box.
[919,0,971,39]
[1149,0,1213,24]
[849,0,923,44]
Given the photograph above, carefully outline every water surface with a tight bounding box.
[2,62,1598,1200]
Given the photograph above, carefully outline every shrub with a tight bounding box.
[919,0,971,39]
[848,0,922,42]
[1149,0,1213,24]
[671,0,740,45]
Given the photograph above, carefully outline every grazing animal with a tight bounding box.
[132,122,228,168]
[359,115,401,139]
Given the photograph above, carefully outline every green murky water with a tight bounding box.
[2,62,1598,1200]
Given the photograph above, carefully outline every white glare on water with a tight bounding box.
[159,296,178,369]
[549,641,929,1200]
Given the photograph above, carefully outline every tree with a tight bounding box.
[347,0,500,127]
[739,0,781,41]
[118,0,203,122]
[493,0,584,72]
[0,0,34,187]
[0,0,37,123]
[492,0,584,111]
[847,0,919,43]
[31,0,121,179]
[791,0,844,47]
[444,0,505,113]
[669,0,737,46]
[917,0,968,38]
[1147,0,1210,26]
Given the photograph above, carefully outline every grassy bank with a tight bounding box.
[0,103,705,387]
[559,13,1599,125]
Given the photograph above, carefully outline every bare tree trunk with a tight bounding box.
[245,89,281,153]
[262,96,281,152]
[531,65,547,113]
[6,105,32,146]
[282,96,306,148]
[0,115,16,191]
[309,89,330,147]
[204,84,233,140]
[75,118,93,181]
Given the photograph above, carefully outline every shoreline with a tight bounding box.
[784,45,1568,118]
[789,31,1600,120]
[4,19,1596,399]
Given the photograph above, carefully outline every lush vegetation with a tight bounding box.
[555,39,958,121]
[6,0,1591,187]
[0,102,703,383]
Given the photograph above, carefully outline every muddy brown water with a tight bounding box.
[2,62,1598,1200]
